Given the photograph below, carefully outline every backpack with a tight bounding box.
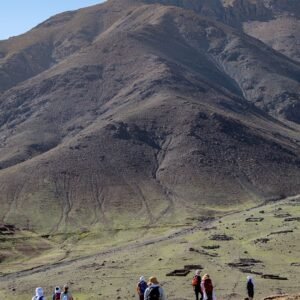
[147,286,160,300]
[139,281,148,294]
[192,275,199,286]
[204,278,213,293]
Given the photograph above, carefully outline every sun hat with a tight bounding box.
[148,276,159,285]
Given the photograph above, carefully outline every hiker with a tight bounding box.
[144,276,167,300]
[137,276,148,300]
[201,274,215,300]
[32,287,46,300]
[60,285,73,300]
[247,276,255,300]
[192,270,203,300]
[52,287,61,300]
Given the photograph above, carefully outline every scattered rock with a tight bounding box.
[228,258,263,268]
[209,234,233,241]
[274,213,291,218]
[184,264,203,270]
[245,217,264,222]
[189,216,215,222]
[0,224,17,235]
[239,269,263,275]
[189,247,219,257]
[291,263,300,267]
[202,226,217,231]
[262,274,288,280]
[284,217,300,222]
[202,245,220,250]
[268,230,294,236]
[254,238,270,244]
[166,269,190,276]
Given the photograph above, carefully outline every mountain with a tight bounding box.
[0,0,299,232]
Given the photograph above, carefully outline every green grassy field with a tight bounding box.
[0,196,299,300]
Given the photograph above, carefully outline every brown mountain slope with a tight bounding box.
[0,3,300,232]
[241,0,300,62]
[1,0,299,94]
[127,0,300,62]
[1,3,300,167]
[0,0,133,93]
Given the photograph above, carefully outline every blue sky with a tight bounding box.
[0,0,105,40]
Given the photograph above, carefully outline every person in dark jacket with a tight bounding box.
[247,276,255,300]
[193,270,203,300]
[137,276,148,300]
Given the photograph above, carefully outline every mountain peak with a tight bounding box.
[0,0,299,232]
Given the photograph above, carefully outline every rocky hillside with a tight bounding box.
[0,0,299,232]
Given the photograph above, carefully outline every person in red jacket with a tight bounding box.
[192,270,203,300]
[201,274,215,300]
[52,287,61,300]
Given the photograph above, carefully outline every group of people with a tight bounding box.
[31,272,254,300]
[191,271,215,300]
[136,272,255,300]
[137,276,167,300]
[32,285,73,300]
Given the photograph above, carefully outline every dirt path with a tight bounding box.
[0,218,213,282]
[1,193,299,282]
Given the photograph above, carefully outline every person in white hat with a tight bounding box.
[52,286,61,300]
[137,276,148,300]
[32,287,46,300]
